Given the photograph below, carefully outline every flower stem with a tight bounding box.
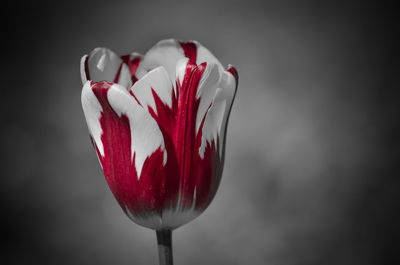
[156,229,173,265]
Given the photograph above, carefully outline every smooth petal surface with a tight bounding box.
[81,48,132,88]
[136,39,185,86]
[200,66,238,160]
[191,40,223,68]
[130,66,174,114]
[82,81,180,230]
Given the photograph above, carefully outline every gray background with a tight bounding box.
[2,0,398,264]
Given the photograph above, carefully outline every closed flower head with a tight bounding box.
[81,39,238,230]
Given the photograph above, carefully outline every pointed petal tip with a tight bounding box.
[132,65,171,88]
[130,65,173,112]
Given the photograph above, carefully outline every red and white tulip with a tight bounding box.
[81,39,238,232]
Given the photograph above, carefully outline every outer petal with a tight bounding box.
[199,66,238,159]
[195,62,221,134]
[81,81,104,156]
[175,59,225,156]
[82,80,179,230]
[80,48,132,88]
[81,80,167,178]
[172,59,222,209]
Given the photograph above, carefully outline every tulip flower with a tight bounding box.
[80,39,238,265]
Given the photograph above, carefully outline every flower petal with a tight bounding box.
[121,52,142,84]
[174,59,223,146]
[81,81,104,156]
[174,56,185,84]
[129,66,173,115]
[81,81,167,178]
[195,62,221,134]
[192,40,223,69]
[136,39,185,87]
[199,66,238,158]
[80,48,132,88]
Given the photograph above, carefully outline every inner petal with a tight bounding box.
[84,47,132,88]
[192,40,223,69]
[136,39,186,86]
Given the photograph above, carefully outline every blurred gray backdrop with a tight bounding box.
[2,0,398,264]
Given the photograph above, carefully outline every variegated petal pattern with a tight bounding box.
[81,39,238,230]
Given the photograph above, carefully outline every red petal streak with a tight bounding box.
[180,41,197,64]
[121,55,141,84]
[148,61,221,211]
[129,90,142,106]
[90,58,226,225]
[113,62,124,83]
[227,66,239,85]
[91,81,171,217]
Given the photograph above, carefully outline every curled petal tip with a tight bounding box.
[227,65,239,83]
